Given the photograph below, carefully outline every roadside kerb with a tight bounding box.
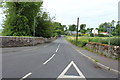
[68,40,120,74]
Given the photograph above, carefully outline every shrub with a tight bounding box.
[98,34,109,37]
[89,38,102,43]
[90,33,94,37]
[77,40,88,47]
[101,37,120,46]
[110,37,120,46]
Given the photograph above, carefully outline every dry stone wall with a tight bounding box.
[0,36,55,48]
[86,42,120,59]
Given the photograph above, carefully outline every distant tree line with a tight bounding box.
[98,21,120,36]
[66,20,120,36]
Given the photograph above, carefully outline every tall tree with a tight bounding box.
[53,22,65,36]
[35,11,54,38]
[98,22,112,32]
[69,24,76,31]
[2,2,43,36]
[112,21,120,36]
[79,24,86,34]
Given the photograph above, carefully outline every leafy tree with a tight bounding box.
[98,22,112,32]
[35,11,54,38]
[112,21,120,36]
[2,2,43,36]
[79,24,86,34]
[2,2,65,38]
[69,24,76,31]
[53,22,65,36]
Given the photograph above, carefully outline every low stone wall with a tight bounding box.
[0,36,56,48]
[86,42,120,59]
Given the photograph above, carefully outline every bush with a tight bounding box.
[66,36,120,47]
[98,34,109,37]
[100,37,120,46]
[90,33,94,37]
[110,37,120,46]
[77,40,88,47]
[89,38,102,43]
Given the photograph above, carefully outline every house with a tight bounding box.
[100,32,109,35]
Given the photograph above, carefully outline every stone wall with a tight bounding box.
[86,42,120,59]
[0,36,56,48]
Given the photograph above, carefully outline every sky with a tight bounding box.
[42,0,119,28]
[0,0,119,29]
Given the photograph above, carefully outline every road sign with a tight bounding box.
[106,27,115,33]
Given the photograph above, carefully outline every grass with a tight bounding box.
[66,36,120,60]
[66,36,120,46]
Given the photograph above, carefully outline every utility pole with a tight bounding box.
[76,17,79,46]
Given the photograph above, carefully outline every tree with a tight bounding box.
[53,22,65,36]
[2,2,65,38]
[35,11,54,38]
[98,22,112,32]
[79,24,86,34]
[112,21,120,36]
[2,2,43,36]
[69,24,76,31]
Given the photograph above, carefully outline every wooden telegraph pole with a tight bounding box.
[76,17,79,46]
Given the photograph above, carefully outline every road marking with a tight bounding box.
[43,54,55,65]
[20,72,32,80]
[70,44,120,74]
[56,44,60,52]
[58,61,86,79]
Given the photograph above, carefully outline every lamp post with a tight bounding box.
[33,16,37,46]
[118,21,120,36]
[108,20,115,54]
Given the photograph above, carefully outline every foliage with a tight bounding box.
[98,34,109,37]
[35,11,54,38]
[53,22,65,36]
[68,24,76,31]
[2,2,65,38]
[66,36,120,46]
[2,2,43,36]
[98,22,112,32]
[112,22,120,36]
[66,36,88,47]
[79,24,86,34]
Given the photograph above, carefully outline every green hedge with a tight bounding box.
[66,36,120,47]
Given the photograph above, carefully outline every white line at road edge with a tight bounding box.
[20,72,32,80]
[56,44,60,52]
[73,47,120,74]
[43,54,55,65]
[58,61,86,79]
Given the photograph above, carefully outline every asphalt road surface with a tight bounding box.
[2,37,118,80]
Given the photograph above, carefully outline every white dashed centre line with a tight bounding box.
[56,44,60,52]
[20,72,32,80]
[43,54,55,65]
[43,44,60,65]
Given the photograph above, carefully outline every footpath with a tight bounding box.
[68,41,119,74]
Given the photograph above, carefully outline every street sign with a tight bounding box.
[106,27,115,33]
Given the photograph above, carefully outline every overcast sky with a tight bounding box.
[0,0,119,29]
[42,0,119,28]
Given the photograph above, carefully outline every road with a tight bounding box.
[2,37,118,80]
